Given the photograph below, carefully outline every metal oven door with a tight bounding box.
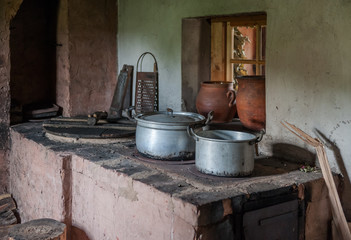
[243,199,299,240]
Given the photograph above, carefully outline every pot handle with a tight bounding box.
[249,129,265,145]
[122,106,136,122]
[166,108,174,118]
[205,111,214,125]
[188,111,213,141]
[187,125,199,141]
[226,90,236,108]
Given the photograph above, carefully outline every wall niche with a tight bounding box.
[10,0,59,124]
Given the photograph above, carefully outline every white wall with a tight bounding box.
[117,0,351,212]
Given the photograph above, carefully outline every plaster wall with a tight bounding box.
[117,0,351,213]
[71,155,198,240]
[56,0,118,116]
[67,0,117,116]
[7,127,202,240]
[181,18,211,112]
[0,0,117,191]
[0,0,22,193]
[8,130,66,222]
[56,0,70,116]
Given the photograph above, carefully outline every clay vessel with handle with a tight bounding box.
[196,81,236,123]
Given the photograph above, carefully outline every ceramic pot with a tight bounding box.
[196,81,236,123]
[235,76,265,131]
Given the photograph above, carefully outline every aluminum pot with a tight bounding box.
[188,127,264,176]
[135,109,209,160]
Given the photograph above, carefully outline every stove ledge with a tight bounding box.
[8,123,333,240]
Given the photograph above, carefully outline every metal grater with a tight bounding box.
[135,52,158,114]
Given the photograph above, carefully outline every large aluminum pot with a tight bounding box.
[188,127,264,176]
[135,109,208,160]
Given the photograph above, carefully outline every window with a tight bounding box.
[210,14,266,83]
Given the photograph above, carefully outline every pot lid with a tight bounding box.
[135,109,205,125]
[195,130,257,143]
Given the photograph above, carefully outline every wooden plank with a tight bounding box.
[27,104,59,116]
[211,22,226,81]
[0,195,16,213]
[0,194,11,202]
[0,194,17,227]
[212,14,266,26]
[123,65,134,110]
[43,122,135,130]
[256,25,261,75]
[0,210,17,226]
[43,125,135,139]
[109,65,131,119]
[226,22,232,82]
[230,59,265,65]
[282,121,351,240]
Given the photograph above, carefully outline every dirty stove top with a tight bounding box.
[11,122,323,206]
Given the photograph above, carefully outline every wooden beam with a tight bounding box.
[226,22,232,82]
[256,25,261,75]
[211,22,226,81]
[212,14,266,26]
[230,59,265,65]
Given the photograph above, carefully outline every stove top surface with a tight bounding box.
[12,122,324,206]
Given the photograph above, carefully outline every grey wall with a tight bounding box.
[181,18,211,112]
[118,0,351,214]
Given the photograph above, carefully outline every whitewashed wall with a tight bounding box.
[117,0,351,213]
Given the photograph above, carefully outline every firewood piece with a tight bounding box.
[8,218,66,240]
[0,225,15,240]
[0,194,18,227]
[0,194,16,213]
[0,210,17,226]
[282,121,351,240]
[0,194,11,201]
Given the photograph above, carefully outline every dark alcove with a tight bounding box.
[10,0,59,124]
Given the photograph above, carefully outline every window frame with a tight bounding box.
[211,14,267,82]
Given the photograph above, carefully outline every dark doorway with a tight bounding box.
[10,0,59,124]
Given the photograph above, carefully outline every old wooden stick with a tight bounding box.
[282,121,351,240]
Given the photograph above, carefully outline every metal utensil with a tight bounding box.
[188,127,264,176]
[135,52,158,114]
[134,109,211,160]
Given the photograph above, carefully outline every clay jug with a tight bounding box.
[196,81,236,123]
[235,76,265,131]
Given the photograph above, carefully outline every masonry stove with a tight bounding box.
[129,142,303,239]
[8,122,325,239]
